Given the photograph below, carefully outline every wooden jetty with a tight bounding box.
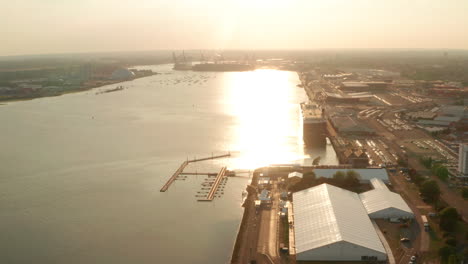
[198,166,227,201]
[160,161,189,192]
[179,172,218,176]
[159,152,230,192]
[189,153,230,163]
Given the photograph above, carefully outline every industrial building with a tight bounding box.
[359,178,414,219]
[417,116,461,127]
[257,177,271,189]
[313,168,389,183]
[288,172,303,185]
[343,149,369,168]
[293,184,387,261]
[459,143,468,177]
[110,68,135,80]
[341,81,390,91]
[330,116,375,136]
[288,172,303,180]
[324,92,373,104]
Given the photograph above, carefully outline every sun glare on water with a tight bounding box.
[223,69,305,169]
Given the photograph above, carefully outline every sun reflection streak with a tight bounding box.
[223,69,307,169]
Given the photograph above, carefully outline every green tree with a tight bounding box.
[397,158,408,167]
[420,180,440,203]
[420,156,433,169]
[344,170,360,188]
[445,238,457,247]
[302,172,316,186]
[332,171,346,187]
[435,166,449,181]
[439,246,456,262]
[462,188,468,200]
[448,255,458,264]
[410,172,425,186]
[303,171,316,181]
[439,207,459,232]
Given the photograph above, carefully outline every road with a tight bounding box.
[407,158,468,222]
[390,170,429,254]
[232,195,260,264]
[257,182,280,263]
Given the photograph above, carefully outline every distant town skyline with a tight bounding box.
[2,0,468,56]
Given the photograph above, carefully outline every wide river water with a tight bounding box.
[0,64,337,264]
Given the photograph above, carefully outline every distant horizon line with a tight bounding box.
[2,47,468,59]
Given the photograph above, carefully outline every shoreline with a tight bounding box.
[0,71,159,105]
[229,195,253,263]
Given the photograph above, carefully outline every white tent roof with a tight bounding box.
[360,179,413,216]
[288,172,303,179]
[293,184,386,255]
[370,178,389,190]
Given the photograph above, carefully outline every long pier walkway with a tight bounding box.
[189,153,230,163]
[198,166,227,201]
[160,161,189,192]
[159,152,230,192]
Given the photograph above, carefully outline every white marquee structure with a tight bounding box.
[293,184,387,261]
[359,178,414,219]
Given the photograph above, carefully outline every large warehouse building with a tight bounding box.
[359,178,414,219]
[293,184,387,262]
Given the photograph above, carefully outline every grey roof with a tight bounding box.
[313,168,389,182]
[434,116,461,122]
[293,184,386,255]
[331,116,374,133]
[417,120,452,127]
[440,105,467,118]
[342,82,369,88]
[325,92,373,99]
[259,189,270,201]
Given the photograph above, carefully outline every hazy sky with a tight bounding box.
[1,0,468,56]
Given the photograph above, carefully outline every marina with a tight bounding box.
[159,153,231,192]
[198,166,228,201]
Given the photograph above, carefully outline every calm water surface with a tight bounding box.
[0,64,337,263]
